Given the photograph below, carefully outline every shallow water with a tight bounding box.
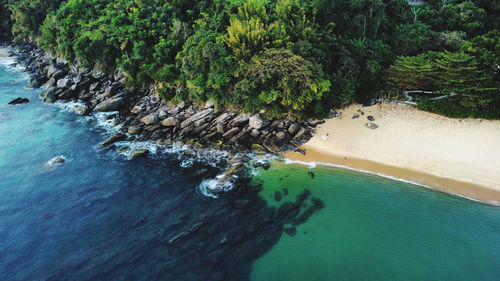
[251,162,500,280]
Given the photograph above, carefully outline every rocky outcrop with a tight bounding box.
[95,96,127,112]
[11,42,318,158]
[8,97,29,105]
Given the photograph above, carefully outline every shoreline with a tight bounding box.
[285,103,500,205]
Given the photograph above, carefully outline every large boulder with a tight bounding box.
[56,77,73,89]
[130,149,149,159]
[180,108,213,128]
[101,133,127,146]
[162,117,180,127]
[249,114,263,129]
[41,87,57,103]
[288,123,300,135]
[140,113,159,125]
[52,69,67,80]
[229,114,249,127]
[74,105,90,116]
[8,97,29,105]
[208,163,250,193]
[95,96,127,112]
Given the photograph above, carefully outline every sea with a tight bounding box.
[1,50,500,281]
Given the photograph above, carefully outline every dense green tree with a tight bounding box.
[0,0,12,40]
[235,48,330,114]
[393,22,433,56]
[177,22,236,103]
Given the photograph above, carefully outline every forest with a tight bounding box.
[0,0,499,118]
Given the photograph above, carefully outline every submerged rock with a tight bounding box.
[46,155,66,167]
[101,133,126,146]
[367,115,375,121]
[130,149,149,159]
[8,97,29,105]
[274,191,282,202]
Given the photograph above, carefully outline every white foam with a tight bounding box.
[54,100,87,113]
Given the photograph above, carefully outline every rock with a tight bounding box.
[216,122,225,133]
[52,69,67,80]
[367,115,375,121]
[209,163,249,192]
[101,133,127,146]
[46,155,65,166]
[276,131,286,140]
[180,108,213,129]
[8,97,29,105]
[222,127,240,139]
[89,82,100,91]
[352,114,360,119]
[162,117,180,127]
[140,113,159,125]
[310,119,325,126]
[128,125,142,135]
[288,123,300,135]
[41,89,57,103]
[277,202,300,221]
[73,105,90,116]
[95,96,126,112]
[307,171,315,179]
[230,114,249,127]
[284,227,297,236]
[251,144,267,155]
[150,94,160,104]
[293,127,307,140]
[130,149,149,159]
[274,191,282,202]
[58,89,75,100]
[46,65,57,78]
[253,160,271,169]
[104,85,117,97]
[249,114,263,129]
[56,77,73,88]
[250,129,260,137]
[131,105,143,114]
[92,70,106,80]
[365,122,378,129]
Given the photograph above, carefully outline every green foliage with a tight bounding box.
[0,0,12,40]
[8,0,65,40]
[177,24,236,103]
[4,0,500,118]
[441,1,485,36]
[393,22,433,56]
[235,48,330,115]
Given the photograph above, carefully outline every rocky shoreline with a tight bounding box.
[5,42,323,195]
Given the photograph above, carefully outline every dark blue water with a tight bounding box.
[0,53,286,281]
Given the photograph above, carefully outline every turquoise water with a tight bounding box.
[2,53,500,281]
[251,162,500,280]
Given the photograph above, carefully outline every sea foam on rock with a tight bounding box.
[11,41,321,196]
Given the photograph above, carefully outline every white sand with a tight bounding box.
[286,103,500,204]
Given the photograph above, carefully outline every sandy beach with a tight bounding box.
[285,103,500,204]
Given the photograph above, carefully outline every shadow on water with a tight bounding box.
[1,157,323,281]
[0,50,325,281]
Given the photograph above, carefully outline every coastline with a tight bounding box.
[285,103,500,204]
